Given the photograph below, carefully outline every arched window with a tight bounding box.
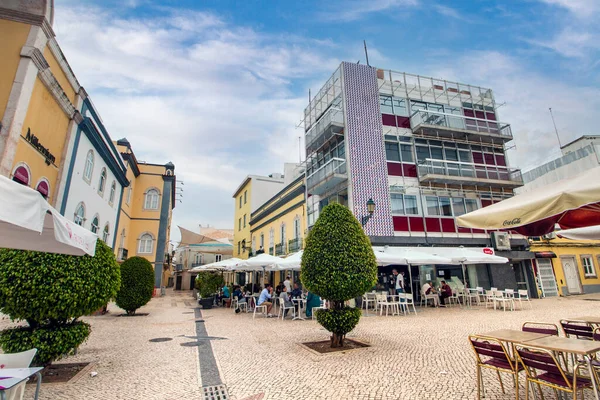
[98,168,107,196]
[35,179,50,199]
[103,223,110,243]
[12,163,30,186]
[138,233,154,254]
[90,215,99,234]
[109,181,116,204]
[83,151,94,183]
[144,188,160,210]
[74,202,85,226]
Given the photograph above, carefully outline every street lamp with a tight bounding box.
[361,198,376,226]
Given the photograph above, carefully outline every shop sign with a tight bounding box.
[24,128,56,165]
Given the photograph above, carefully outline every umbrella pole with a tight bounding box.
[408,264,414,302]
[461,262,469,309]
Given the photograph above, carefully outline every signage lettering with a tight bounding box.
[483,248,494,255]
[25,128,56,166]
[502,218,521,227]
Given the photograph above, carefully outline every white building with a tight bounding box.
[55,91,128,249]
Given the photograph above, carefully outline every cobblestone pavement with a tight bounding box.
[0,292,598,399]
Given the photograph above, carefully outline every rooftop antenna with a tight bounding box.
[363,40,370,66]
[549,107,563,148]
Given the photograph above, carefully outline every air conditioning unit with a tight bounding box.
[491,232,511,251]
[542,232,557,240]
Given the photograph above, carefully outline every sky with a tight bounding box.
[53,0,600,244]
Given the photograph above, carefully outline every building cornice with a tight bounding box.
[0,7,55,38]
[47,38,81,93]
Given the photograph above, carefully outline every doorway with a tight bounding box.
[175,275,182,290]
[561,256,582,295]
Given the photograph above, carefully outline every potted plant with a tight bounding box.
[195,271,224,309]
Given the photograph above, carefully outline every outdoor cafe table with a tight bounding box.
[0,367,43,400]
[480,329,551,369]
[292,298,306,321]
[524,336,600,400]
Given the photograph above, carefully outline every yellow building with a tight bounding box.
[0,2,80,203]
[530,236,600,297]
[249,175,306,286]
[232,173,286,259]
[114,139,176,288]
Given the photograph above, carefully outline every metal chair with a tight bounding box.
[522,322,559,336]
[0,348,37,400]
[469,335,523,400]
[516,344,593,400]
[561,320,595,340]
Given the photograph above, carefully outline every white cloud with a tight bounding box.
[537,0,600,17]
[52,3,340,235]
[527,28,598,58]
[319,0,419,22]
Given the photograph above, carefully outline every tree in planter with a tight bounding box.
[0,241,120,365]
[301,203,377,348]
[115,256,155,315]
[195,271,224,308]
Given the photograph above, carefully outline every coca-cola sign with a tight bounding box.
[483,248,494,255]
[502,218,521,227]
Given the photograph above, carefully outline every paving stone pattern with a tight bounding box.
[1,291,598,399]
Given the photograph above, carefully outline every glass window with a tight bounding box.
[430,147,443,160]
[244,191,247,204]
[280,224,286,244]
[103,224,110,243]
[144,189,160,209]
[243,214,246,228]
[84,151,94,182]
[404,195,418,215]
[400,145,414,163]
[260,233,264,248]
[459,151,473,163]
[385,142,400,162]
[74,203,85,226]
[126,186,132,205]
[465,199,478,213]
[410,101,427,113]
[439,197,452,216]
[426,196,440,216]
[452,198,466,216]
[91,216,99,234]
[392,97,408,116]
[416,146,430,163]
[390,194,404,214]
[98,168,107,196]
[109,182,116,204]
[239,196,242,208]
[444,148,458,162]
[138,233,153,254]
[380,95,394,114]
[582,256,596,277]
[238,218,241,231]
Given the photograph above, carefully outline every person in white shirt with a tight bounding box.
[392,269,405,295]
[283,276,292,293]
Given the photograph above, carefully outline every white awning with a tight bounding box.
[558,225,600,241]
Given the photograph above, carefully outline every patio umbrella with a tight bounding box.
[0,175,97,256]
[275,251,303,271]
[456,166,600,236]
[190,257,242,272]
[236,253,284,289]
[557,225,600,241]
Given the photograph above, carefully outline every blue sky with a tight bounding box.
[54,0,600,243]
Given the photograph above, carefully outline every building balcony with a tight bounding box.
[275,243,287,256]
[117,248,128,261]
[418,159,523,188]
[305,107,344,156]
[410,110,513,144]
[175,264,183,272]
[306,157,347,196]
[269,246,274,255]
[288,237,303,253]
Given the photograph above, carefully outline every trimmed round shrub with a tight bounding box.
[195,271,224,298]
[301,203,377,347]
[116,256,155,315]
[0,241,121,327]
[0,322,91,367]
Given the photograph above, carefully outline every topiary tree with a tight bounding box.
[0,241,120,365]
[301,202,377,347]
[195,271,224,298]
[115,256,155,315]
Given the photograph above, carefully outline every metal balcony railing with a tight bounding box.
[305,107,344,155]
[275,243,287,256]
[418,158,523,186]
[175,264,183,272]
[117,248,128,261]
[410,110,512,139]
[306,157,347,191]
[288,237,303,253]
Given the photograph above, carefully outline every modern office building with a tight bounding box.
[304,62,536,295]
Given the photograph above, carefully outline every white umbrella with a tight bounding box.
[0,175,97,256]
[234,253,283,271]
[558,225,600,240]
[190,257,242,272]
[275,251,303,271]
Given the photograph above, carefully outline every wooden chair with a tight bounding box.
[469,335,522,399]
[516,344,593,400]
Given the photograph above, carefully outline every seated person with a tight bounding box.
[305,291,322,318]
[439,280,452,306]
[279,286,294,317]
[222,285,231,307]
[257,283,274,317]
[421,281,438,307]
[290,283,304,313]
[232,285,246,312]
[275,282,285,297]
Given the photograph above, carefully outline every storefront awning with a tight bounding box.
[534,251,557,259]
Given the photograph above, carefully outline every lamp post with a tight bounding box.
[361,198,376,227]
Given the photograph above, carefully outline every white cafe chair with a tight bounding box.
[0,348,37,400]
[516,289,533,310]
